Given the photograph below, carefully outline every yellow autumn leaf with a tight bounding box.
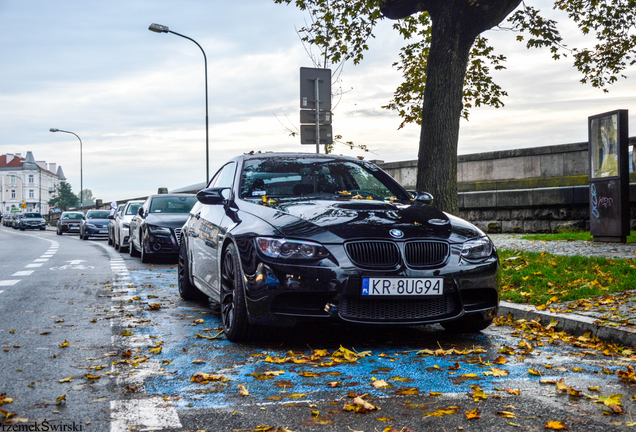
[120,330,133,336]
[371,378,390,388]
[465,408,480,419]
[496,411,516,418]
[56,395,66,403]
[59,340,69,348]
[544,420,568,430]
[58,377,72,383]
[238,384,249,396]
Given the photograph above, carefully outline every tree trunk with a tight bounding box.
[416,6,475,215]
[380,0,522,214]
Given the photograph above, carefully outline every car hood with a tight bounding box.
[145,213,189,229]
[241,199,483,243]
[85,218,110,225]
[60,219,81,224]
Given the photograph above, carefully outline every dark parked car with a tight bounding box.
[11,214,24,229]
[56,211,84,235]
[80,210,111,240]
[178,153,500,342]
[129,194,197,263]
[3,213,16,227]
[19,212,46,231]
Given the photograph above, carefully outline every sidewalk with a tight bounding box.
[491,234,636,347]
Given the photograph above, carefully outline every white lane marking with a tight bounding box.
[25,263,43,268]
[110,398,182,432]
[0,290,4,294]
[41,255,54,258]
[12,271,34,276]
[33,258,49,262]
[0,280,20,286]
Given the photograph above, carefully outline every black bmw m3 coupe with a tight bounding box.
[179,153,499,342]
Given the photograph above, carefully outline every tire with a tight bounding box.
[441,315,493,333]
[178,240,207,301]
[108,231,112,245]
[140,235,151,264]
[40,227,45,231]
[20,227,25,231]
[130,235,140,257]
[220,243,252,342]
[57,228,62,236]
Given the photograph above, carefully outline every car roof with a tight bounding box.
[146,193,195,200]
[239,152,361,162]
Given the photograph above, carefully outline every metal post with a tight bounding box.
[49,128,83,210]
[314,78,320,154]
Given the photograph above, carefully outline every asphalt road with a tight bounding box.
[1,225,636,432]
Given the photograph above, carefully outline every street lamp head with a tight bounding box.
[49,128,59,132]
[149,23,169,33]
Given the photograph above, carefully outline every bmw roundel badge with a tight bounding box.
[389,229,404,238]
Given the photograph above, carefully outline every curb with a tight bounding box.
[499,301,636,348]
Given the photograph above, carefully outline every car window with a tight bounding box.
[210,162,236,189]
[86,211,111,219]
[149,196,197,213]
[126,203,142,215]
[239,158,410,201]
[62,213,84,220]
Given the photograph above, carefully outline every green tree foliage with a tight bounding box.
[77,189,95,207]
[48,181,79,211]
[274,0,636,213]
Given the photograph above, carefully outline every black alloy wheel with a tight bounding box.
[115,232,121,251]
[140,233,151,264]
[108,230,113,245]
[129,232,140,257]
[178,240,207,301]
[56,227,62,235]
[220,243,252,342]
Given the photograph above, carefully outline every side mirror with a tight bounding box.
[107,215,114,219]
[414,192,434,206]
[197,187,229,205]
[138,207,144,217]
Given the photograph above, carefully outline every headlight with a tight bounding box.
[123,222,130,228]
[256,237,329,260]
[461,237,493,261]
[148,225,172,236]
[86,223,96,228]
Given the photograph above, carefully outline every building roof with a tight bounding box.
[0,152,59,177]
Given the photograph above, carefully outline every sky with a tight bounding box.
[1,0,635,203]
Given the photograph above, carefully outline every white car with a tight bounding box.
[110,200,144,251]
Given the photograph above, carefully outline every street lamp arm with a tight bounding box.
[50,128,84,209]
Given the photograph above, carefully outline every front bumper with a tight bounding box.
[21,223,45,230]
[59,224,80,233]
[239,241,500,328]
[143,230,180,255]
[85,226,109,237]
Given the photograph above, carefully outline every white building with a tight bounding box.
[1,151,65,216]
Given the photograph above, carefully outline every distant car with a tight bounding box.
[110,200,144,252]
[108,204,125,246]
[19,212,46,231]
[11,214,24,229]
[129,194,197,263]
[2,214,14,227]
[178,153,500,342]
[57,211,84,235]
[80,210,111,240]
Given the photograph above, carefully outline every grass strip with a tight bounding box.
[499,249,636,306]
[520,231,636,243]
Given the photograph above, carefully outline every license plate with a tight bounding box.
[99,229,107,233]
[362,277,443,296]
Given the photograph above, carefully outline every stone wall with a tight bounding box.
[375,140,636,234]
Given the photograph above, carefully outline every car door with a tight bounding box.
[191,162,236,292]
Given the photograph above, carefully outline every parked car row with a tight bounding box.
[2,212,46,231]
[107,195,197,264]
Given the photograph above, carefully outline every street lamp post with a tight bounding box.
[49,128,83,209]
[148,23,209,183]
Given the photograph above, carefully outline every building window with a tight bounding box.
[11,190,16,199]
[29,175,34,183]
[29,190,34,198]
[10,176,16,185]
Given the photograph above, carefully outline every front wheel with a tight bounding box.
[178,241,207,301]
[129,234,140,257]
[441,315,493,333]
[140,234,151,263]
[220,243,252,342]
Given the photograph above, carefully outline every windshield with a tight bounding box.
[86,211,110,219]
[149,196,197,213]
[62,213,84,220]
[126,203,142,215]
[25,213,42,218]
[239,158,410,202]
